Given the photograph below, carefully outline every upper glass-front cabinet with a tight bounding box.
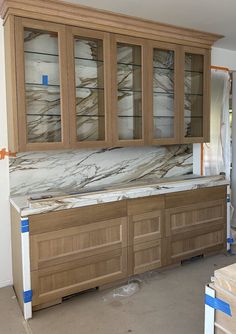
[67,27,111,147]
[182,47,210,143]
[149,42,179,144]
[15,18,69,151]
[111,35,146,146]
[11,18,211,151]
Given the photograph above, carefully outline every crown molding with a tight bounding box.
[0,0,223,48]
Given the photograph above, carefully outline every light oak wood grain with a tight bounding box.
[11,205,24,311]
[0,0,222,48]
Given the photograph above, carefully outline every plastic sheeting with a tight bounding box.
[203,69,231,179]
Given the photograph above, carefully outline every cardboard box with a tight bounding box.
[205,263,236,334]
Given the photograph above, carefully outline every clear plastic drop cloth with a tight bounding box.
[203,69,231,179]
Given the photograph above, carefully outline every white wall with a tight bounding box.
[0,20,12,288]
[212,47,236,71]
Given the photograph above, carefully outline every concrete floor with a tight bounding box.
[0,253,236,334]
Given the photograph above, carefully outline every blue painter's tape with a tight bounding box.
[227,238,234,244]
[21,219,29,233]
[205,294,232,317]
[42,75,48,86]
[23,290,32,303]
[227,194,231,203]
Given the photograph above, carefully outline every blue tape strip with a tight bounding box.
[227,238,234,244]
[205,294,232,317]
[21,219,29,233]
[23,290,32,303]
[227,194,231,203]
[42,75,48,86]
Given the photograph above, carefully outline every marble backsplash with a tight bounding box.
[9,145,193,196]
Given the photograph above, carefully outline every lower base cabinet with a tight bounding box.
[11,186,227,314]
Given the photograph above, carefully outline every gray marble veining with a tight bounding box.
[9,145,193,196]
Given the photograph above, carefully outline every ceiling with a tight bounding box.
[63,0,236,50]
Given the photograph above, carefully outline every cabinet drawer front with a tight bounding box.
[131,240,162,275]
[30,217,127,270]
[165,199,226,237]
[170,227,226,263]
[31,248,127,306]
[129,210,163,245]
[29,200,127,234]
[127,196,165,215]
[165,186,227,209]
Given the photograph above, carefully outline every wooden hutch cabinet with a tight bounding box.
[0,0,222,152]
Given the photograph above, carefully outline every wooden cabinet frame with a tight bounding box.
[180,46,211,144]
[110,34,149,146]
[2,0,220,151]
[11,185,227,316]
[14,17,70,151]
[146,40,181,145]
[66,26,112,148]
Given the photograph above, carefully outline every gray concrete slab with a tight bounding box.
[0,254,235,334]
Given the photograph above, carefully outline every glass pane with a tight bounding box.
[153,49,175,139]
[117,43,142,140]
[153,116,174,138]
[76,88,104,141]
[153,49,174,69]
[74,37,105,141]
[24,28,61,143]
[184,53,204,137]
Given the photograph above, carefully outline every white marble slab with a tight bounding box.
[10,175,228,217]
[9,145,192,196]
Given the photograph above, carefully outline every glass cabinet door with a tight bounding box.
[15,18,69,150]
[67,27,110,147]
[150,42,179,144]
[112,36,145,145]
[183,47,210,142]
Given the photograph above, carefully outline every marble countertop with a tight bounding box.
[10,175,229,217]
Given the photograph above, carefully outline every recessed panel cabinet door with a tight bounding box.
[111,35,148,146]
[15,18,69,151]
[67,27,112,148]
[148,41,180,145]
[181,47,210,143]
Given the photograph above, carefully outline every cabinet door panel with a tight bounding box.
[15,17,69,151]
[67,27,111,148]
[30,217,128,270]
[129,210,163,245]
[181,46,210,143]
[111,35,147,146]
[165,199,226,237]
[170,228,225,263]
[31,248,127,306]
[132,240,162,275]
[148,41,180,145]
